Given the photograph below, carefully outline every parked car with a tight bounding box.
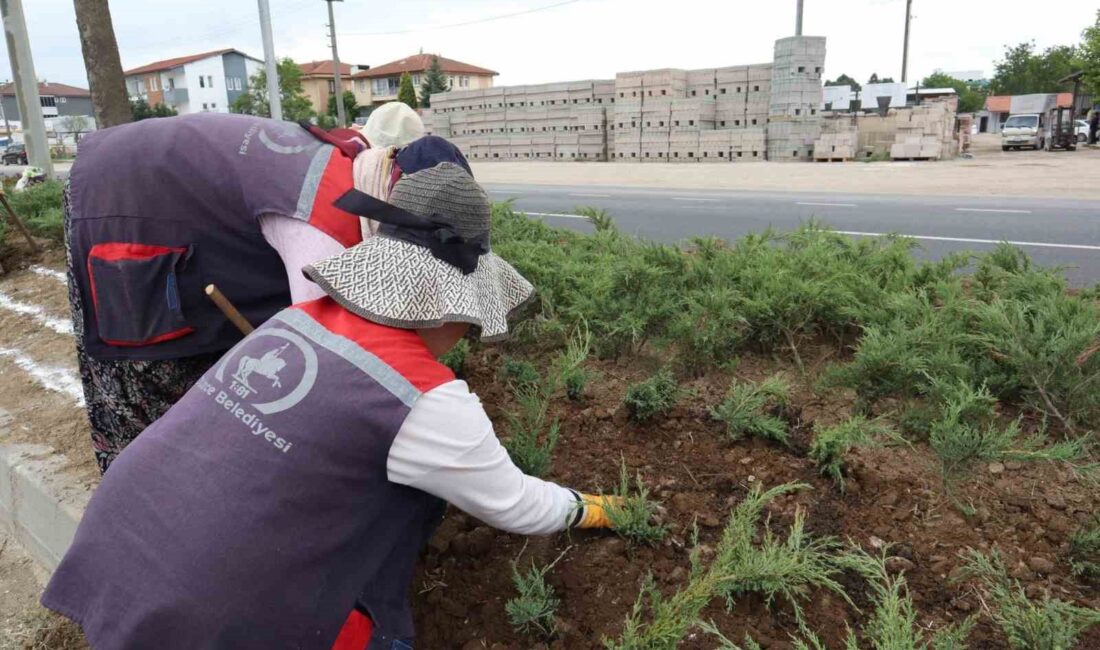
[1001,114,1044,150]
[1076,119,1090,143]
[2,143,28,165]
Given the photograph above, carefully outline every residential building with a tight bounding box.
[297,60,369,117]
[0,81,93,123]
[352,54,497,107]
[123,48,262,115]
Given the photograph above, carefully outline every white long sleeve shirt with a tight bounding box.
[258,215,578,535]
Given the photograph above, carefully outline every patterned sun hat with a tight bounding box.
[304,162,534,342]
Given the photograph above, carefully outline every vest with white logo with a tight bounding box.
[43,298,454,649]
[68,113,363,361]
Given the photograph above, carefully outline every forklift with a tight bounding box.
[1046,71,1085,151]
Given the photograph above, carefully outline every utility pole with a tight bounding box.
[324,0,346,127]
[72,0,132,128]
[795,0,803,36]
[0,0,53,177]
[901,0,913,83]
[257,0,282,120]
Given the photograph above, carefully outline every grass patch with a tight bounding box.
[499,357,541,391]
[439,339,469,376]
[7,180,64,241]
[604,459,668,546]
[711,375,791,446]
[959,550,1100,649]
[624,368,681,423]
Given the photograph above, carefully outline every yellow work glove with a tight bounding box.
[574,493,624,529]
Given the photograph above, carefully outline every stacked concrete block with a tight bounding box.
[700,130,734,160]
[508,135,532,160]
[615,71,645,100]
[641,69,688,99]
[715,96,746,129]
[729,128,767,161]
[613,100,642,130]
[593,80,616,105]
[614,129,641,160]
[812,131,857,161]
[671,98,716,131]
[688,68,717,98]
[641,98,673,132]
[554,133,580,160]
[669,132,700,162]
[767,37,824,161]
[641,131,669,161]
[890,100,956,160]
[532,134,555,160]
[715,65,748,99]
[484,86,506,110]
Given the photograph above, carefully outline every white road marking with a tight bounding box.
[833,230,1100,251]
[796,201,859,208]
[569,193,611,198]
[523,211,589,220]
[954,208,1032,214]
[672,197,720,202]
[0,348,84,406]
[0,291,73,336]
[31,265,67,283]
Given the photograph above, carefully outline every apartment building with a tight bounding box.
[124,48,262,114]
[352,53,497,107]
[0,82,93,123]
[298,60,371,116]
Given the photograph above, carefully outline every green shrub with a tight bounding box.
[1070,515,1100,579]
[810,416,895,489]
[499,357,541,392]
[623,369,681,422]
[711,375,791,445]
[605,483,810,650]
[7,180,64,240]
[503,383,559,478]
[959,550,1100,649]
[553,324,595,401]
[439,339,469,376]
[604,460,668,546]
[506,549,567,640]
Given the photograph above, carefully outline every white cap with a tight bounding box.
[363,102,424,148]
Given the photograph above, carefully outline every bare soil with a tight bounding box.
[472,136,1100,200]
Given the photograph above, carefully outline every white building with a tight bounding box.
[123,48,263,115]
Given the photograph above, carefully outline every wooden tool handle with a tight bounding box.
[205,284,254,335]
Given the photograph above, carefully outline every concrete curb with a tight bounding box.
[0,410,89,573]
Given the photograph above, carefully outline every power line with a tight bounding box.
[339,0,585,37]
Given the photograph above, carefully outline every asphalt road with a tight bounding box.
[484,183,1100,287]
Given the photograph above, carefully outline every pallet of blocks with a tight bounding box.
[812,131,856,161]
[554,133,580,160]
[890,101,956,160]
[735,128,767,161]
[668,132,700,162]
[700,130,734,161]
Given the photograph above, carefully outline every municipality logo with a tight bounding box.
[214,328,318,415]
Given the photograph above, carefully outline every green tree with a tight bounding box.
[419,55,451,108]
[130,99,178,121]
[920,72,988,113]
[868,73,895,85]
[1081,11,1100,97]
[327,90,358,120]
[990,42,1082,95]
[231,57,314,121]
[825,73,861,91]
[397,72,418,109]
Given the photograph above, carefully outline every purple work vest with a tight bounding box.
[68,113,358,362]
[42,299,453,649]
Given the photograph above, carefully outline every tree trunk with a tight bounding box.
[72,0,131,128]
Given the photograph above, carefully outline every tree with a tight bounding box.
[990,41,1082,95]
[59,115,91,142]
[130,99,177,121]
[397,72,418,109]
[920,72,988,113]
[328,90,358,120]
[72,0,131,127]
[419,55,451,108]
[867,73,896,85]
[825,73,861,91]
[231,58,314,121]
[1080,11,1100,97]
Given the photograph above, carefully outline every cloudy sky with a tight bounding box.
[7,0,1098,89]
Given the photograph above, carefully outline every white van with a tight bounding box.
[1001,113,1044,151]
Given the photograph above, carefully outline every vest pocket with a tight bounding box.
[87,242,195,347]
